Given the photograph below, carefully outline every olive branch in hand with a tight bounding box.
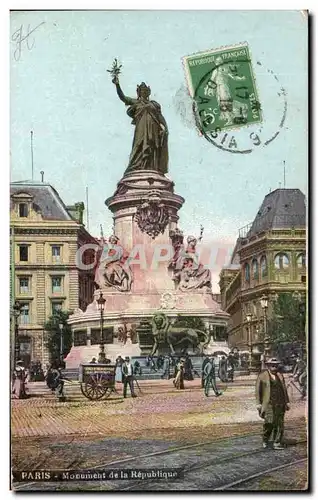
[107,58,122,80]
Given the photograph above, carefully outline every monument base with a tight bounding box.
[66,168,230,369]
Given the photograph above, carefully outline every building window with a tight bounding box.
[274,253,290,270]
[52,301,63,315]
[19,203,29,217]
[252,259,259,279]
[244,263,250,282]
[19,245,29,262]
[52,276,62,293]
[301,275,306,283]
[260,255,267,277]
[297,253,306,268]
[19,277,29,294]
[19,303,30,325]
[52,245,61,263]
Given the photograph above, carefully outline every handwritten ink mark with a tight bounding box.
[11,22,45,61]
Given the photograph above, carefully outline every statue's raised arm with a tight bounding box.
[112,75,136,106]
[108,59,169,176]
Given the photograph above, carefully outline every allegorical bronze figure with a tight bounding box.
[109,59,169,175]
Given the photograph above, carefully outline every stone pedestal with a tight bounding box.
[66,169,229,369]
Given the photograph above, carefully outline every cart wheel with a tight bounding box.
[103,387,113,399]
[80,373,108,400]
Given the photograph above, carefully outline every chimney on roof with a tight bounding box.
[40,171,44,182]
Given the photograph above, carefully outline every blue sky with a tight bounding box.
[10,10,307,246]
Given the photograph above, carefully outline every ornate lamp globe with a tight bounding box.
[260,295,268,309]
[97,291,106,312]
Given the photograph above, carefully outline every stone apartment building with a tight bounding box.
[219,188,307,351]
[10,180,97,366]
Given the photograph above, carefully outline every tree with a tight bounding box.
[44,310,73,362]
[268,292,306,346]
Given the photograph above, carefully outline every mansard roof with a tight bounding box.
[10,181,73,221]
[248,188,306,237]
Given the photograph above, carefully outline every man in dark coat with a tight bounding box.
[122,356,137,398]
[184,354,194,381]
[46,359,65,401]
[203,354,222,397]
[227,353,235,382]
[218,356,228,382]
[201,355,209,388]
[256,357,290,450]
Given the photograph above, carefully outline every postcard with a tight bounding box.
[10,9,308,492]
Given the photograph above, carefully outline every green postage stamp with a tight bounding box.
[182,43,262,135]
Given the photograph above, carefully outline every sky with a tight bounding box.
[10,10,307,258]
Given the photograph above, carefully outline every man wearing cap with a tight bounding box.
[255,357,290,450]
[122,356,137,398]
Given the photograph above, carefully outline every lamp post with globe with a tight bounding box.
[97,291,106,362]
[260,295,271,364]
[246,313,253,371]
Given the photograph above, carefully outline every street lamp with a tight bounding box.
[97,291,106,361]
[260,295,270,364]
[246,313,253,371]
[260,294,268,335]
[13,301,22,366]
[59,323,64,358]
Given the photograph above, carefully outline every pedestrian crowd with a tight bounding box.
[11,348,307,453]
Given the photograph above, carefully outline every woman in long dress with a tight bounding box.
[115,356,124,383]
[112,75,169,175]
[173,359,185,390]
[12,360,27,399]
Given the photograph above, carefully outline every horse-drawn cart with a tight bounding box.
[79,363,116,400]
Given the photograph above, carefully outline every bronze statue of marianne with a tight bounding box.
[112,74,169,176]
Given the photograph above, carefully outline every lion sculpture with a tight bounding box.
[150,313,211,356]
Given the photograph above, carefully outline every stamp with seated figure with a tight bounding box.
[182,42,262,136]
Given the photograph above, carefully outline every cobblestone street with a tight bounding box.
[12,378,307,439]
[12,377,307,490]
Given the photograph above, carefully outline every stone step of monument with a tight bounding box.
[62,352,245,381]
[65,343,232,370]
[62,356,240,379]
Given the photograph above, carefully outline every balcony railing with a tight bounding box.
[239,214,306,239]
